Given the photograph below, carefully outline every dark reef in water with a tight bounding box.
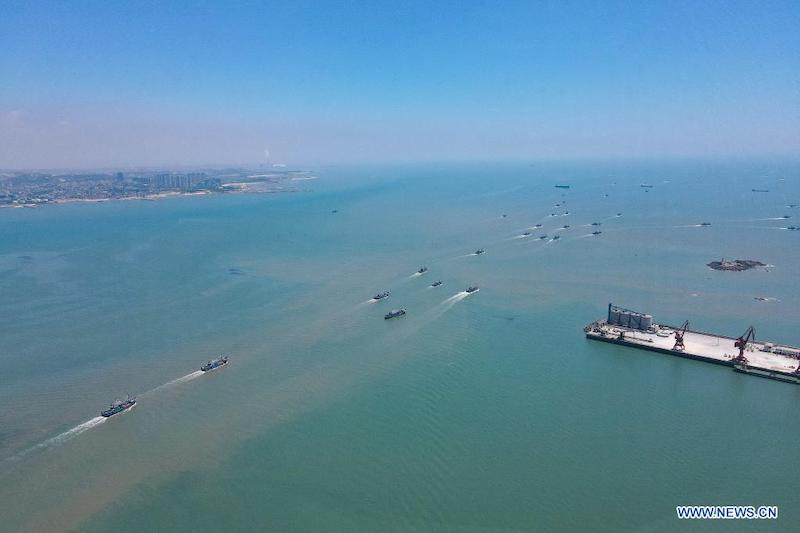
[707,259,766,271]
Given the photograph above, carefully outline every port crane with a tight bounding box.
[672,321,689,351]
[732,326,755,366]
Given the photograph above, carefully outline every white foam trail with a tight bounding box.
[45,417,106,445]
[14,416,108,459]
[144,370,206,397]
[437,291,471,314]
[150,370,204,393]
[5,368,211,463]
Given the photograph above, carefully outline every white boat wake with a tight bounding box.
[7,416,109,461]
[5,368,211,463]
[149,370,204,393]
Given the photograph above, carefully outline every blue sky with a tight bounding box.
[1,0,798,168]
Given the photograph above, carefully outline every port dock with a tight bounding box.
[585,304,800,384]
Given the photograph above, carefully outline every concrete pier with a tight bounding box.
[584,312,800,384]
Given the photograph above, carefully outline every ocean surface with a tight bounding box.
[1,160,799,532]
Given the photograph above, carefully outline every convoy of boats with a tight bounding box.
[101,356,230,417]
[51,185,800,443]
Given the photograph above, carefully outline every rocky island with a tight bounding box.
[707,259,766,271]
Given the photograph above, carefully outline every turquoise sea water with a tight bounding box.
[1,161,799,532]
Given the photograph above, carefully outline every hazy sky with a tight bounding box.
[1,1,799,169]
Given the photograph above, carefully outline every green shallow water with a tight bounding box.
[1,161,799,532]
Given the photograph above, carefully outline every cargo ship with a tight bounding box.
[385,309,406,319]
[101,397,136,417]
[372,291,390,300]
[585,304,800,385]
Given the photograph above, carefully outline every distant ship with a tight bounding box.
[431,280,443,287]
[780,215,791,219]
[640,184,653,188]
[373,291,390,300]
[534,224,542,228]
[552,235,561,240]
[554,185,570,189]
[417,267,428,274]
[752,189,769,193]
[787,226,799,231]
[465,286,479,293]
[384,309,406,319]
[700,222,712,227]
[592,231,602,235]
[201,356,229,372]
[590,222,601,226]
[101,397,136,418]
[474,249,485,255]
[539,235,548,240]
[562,225,570,229]
[522,231,531,236]
[616,213,622,217]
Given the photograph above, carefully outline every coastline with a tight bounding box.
[0,186,304,209]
